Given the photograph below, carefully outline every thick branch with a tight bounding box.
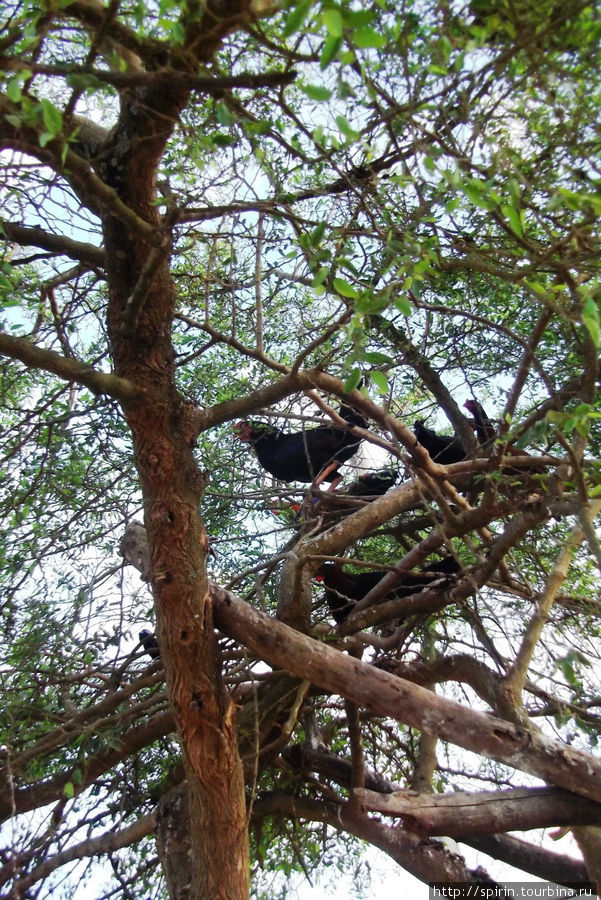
[283,745,402,794]
[58,0,169,66]
[194,372,303,431]
[253,793,497,885]
[0,219,106,269]
[464,833,590,886]
[211,583,601,803]
[355,786,601,836]
[2,59,295,93]
[0,331,142,401]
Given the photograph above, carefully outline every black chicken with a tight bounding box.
[465,398,546,474]
[342,468,398,497]
[139,629,161,661]
[317,556,460,623]
[464,399,496,446]
[234,398,367,485]
[413,420,466,465]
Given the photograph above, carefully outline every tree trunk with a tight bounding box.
[98,73,249,894]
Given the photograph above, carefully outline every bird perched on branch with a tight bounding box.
[316,556,460,623]
[465,398,547,473]
[464,399,496,446]
[413,420,466,465]
[234,397,367,487]
[139,629,161,661]
[342,468,398,497]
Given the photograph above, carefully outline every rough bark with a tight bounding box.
[211,583,601,803]
[463,834,590,885]
[104,185,249,899]
[353,786,601,836]
[252,793,500,885]
[69,3,277,894]
[572,826,601,883]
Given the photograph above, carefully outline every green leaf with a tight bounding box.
[370,370,389,394]
[337,78,355,100]
[216,102,235,126]
[582,296,601,348]
[394,296,412,316]
[556,188,601,216]
[333,277,358,298]
[353,26,386,48]
[171,20,185,43]
[526,280,547,294]
[310,221,327,246]
[282,0,314,37]
[40,98,63,137]
[354,291,386,314]
[462,178,495,210]
[338,49,355,65]
[508,178,521,206]
[501,204,523,237]
[211,132,236,147]
[345,9,374,27]
[312,267,328,287]
[320,34,342,69]
[244,121,271,136]
[64,782,75,798]
[335,115,360,141]
[300,84,333,101]
[360,350,394,364]
[5,114,23,129]
[344,368,362,391]
[322,8,343,37]
[66,72,106,92]
[6,78,23,103]
[312,124,325,145]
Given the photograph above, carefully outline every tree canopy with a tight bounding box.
[1,0,601,896]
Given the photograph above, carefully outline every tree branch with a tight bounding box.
[2,58,296,93]
[0,331,142,402]
[465,833,590,886]
[0,95,163,242]
[211,582,601,803]
[6,814,155,893]
[355,785,601,836]
[0,711,173,822]
[502,501,601,714]
[0,219,106,269]
[252,793,498,885]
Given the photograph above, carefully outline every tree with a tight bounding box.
[1,0,601,896]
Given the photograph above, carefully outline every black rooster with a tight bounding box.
[317,556,459,623]
[139,629,161,661]
[465,398,546,473]
[413,420,466,465]
[342,468,398,497]
[464,399,496,446]
[234,399,367,485]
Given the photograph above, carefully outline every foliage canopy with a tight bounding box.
[1,0,601,896]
